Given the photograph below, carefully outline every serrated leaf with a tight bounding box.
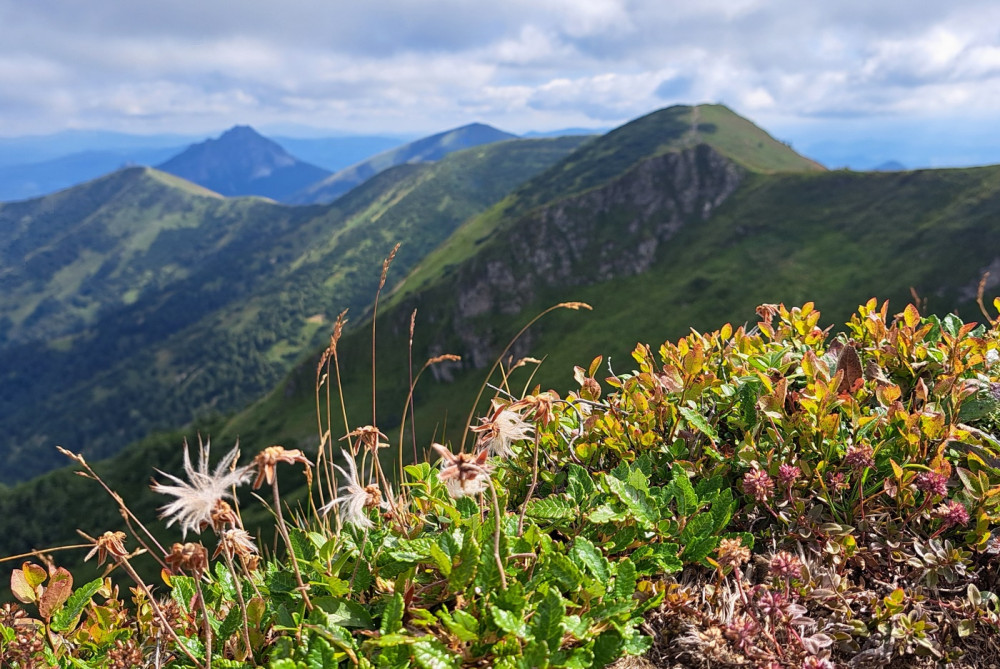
[438,608,478,643]
[448,530,479,591]
[604,475,658,529]
[532,587,565,650]
[588,504,627,524]
[50,578,102,632]
[669,464,699,517]
[217,602,243,642]
[491,605,529,638]
[570,537,610,582]
[548,553,583,591]
[170,575,197,613]
[681,535,719,564]
[567,464,596,504]
[429,543,452,576]
[709,488,735,534]
[527,496,578,523]
[289,528,317,562]
[562,646,594,669]
[613,558,637,602]
[381,592,404,635]
[306,634,337,669]
[313,596,373,628]
[679,406,718,442]
[591,630,624,667]
[413,637,457,669]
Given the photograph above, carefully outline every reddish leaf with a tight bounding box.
[39,567,73,620]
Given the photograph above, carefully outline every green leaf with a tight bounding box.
[306,634,337,669]
[438,608,479,643]
[381,592,404,636]
[171,575,197,614]
[429,543,452,576]
[289,528,317,562]
[49,577,102,632]
[570,537,610,582]
[218,603,243,643]
[679,406,718,442]
[412,637,458,669]
[532,587,565,651]
[313,596,374,628]
[491,605,529,638]
[710,488,735,534]
[613,558,637,602]
[588,505,627,524]
[591,630,624,667]
[448,530,480,591]
[560,646,594,669]
[669,464,699,517]
[547,553,583,592]
[525,496,578,522]
[567,464,596,504]
[604,475,659,529]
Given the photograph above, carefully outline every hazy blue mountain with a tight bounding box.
[156,125,331,201]
[872,160,906,171]
[271,135,409,172]
[0,130,201,168]
[290,123,519,204]
[522,127,605,138]
[0,147,184,201]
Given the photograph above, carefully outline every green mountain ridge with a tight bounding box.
[0,136,590,483]
[3,103,1000,590]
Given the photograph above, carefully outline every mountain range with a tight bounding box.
[3,103,1000,571]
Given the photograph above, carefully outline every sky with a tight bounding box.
[4,0,1000,167]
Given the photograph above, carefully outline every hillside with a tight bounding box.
[156,125,332,201]
[0,136,589,484]
[5,103,1000,589]
[290,123,520,204]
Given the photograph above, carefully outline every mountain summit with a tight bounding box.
[291,123,519,204]
[156,125,331,201]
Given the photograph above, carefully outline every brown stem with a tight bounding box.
[193,577,212,668]
[223,549,254,663]
[271,480,313,611]
[517,432,541,536]
[483,476,509,590]
[117,556,204,668]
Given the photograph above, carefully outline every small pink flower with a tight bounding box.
[915,472,948,497]
[743,468,775,502]
[769,550,803,580]
[935,500,970,527]
[844,443,874,471]
[777,463,801,486]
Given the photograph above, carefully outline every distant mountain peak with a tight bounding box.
[156,125,330,200]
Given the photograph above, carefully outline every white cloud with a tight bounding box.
[3,0,1000,140]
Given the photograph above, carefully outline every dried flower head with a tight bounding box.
[777,463,801,486]
[725,616,758,651]
[83,531,128,566]
[252,445,312,490]
[343,425,389,455]
[769,550,803,580]
[165,542,209,577]
[319,449,381,529]
[915,471,949,497]
[935,499,970,527]
[151,439,253,538]
[210,499,240,532]
[844,443,874,471]
[742,467,775,502]
[826,471,849,493]
[432,443,492,498]
[471,403,534,458]
[717,537,751,568]
[213,528,259,561]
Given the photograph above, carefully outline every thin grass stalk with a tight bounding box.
[371,244,400,427]
[0,544,91,564]
[482,475,508,590]
[116,556,205,668]
[57,447,169,569]
[193,577,213,668]
[270,480,313,611]
[460,302,591,451]
[408,309,418,470]
[222,549,254,662]
[517,431,542,536]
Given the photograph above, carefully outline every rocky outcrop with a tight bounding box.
[416,144,745,373]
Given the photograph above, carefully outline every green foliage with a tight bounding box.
[6,290,1000,666]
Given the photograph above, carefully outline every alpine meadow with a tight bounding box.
[3,104,1000,668]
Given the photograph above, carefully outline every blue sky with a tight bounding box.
[3,0,1000,167]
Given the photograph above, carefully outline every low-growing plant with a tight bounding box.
[4,290,1000,668]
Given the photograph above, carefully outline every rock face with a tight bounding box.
[413,144,745,373]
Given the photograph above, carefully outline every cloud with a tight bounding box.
[3,0,1000,137]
